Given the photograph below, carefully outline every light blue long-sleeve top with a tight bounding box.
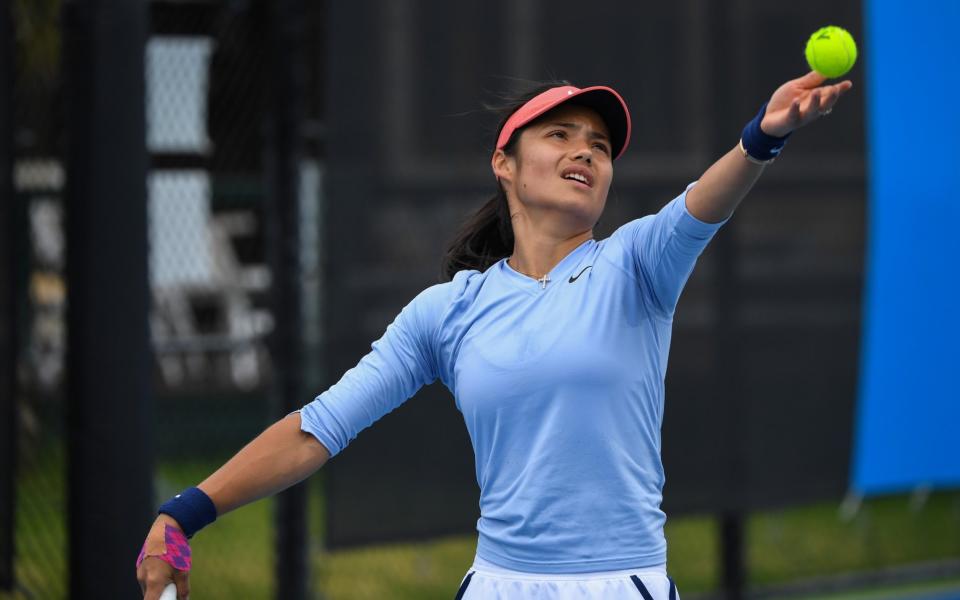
[299,182,725,573]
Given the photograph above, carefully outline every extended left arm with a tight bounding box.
[686,71,853,224]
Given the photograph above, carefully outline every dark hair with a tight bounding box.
[439,80,572,282]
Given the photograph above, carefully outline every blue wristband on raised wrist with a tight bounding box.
[158,487,217,538]
[740,102,792,163]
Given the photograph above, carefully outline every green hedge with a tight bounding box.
[4,450,959,599]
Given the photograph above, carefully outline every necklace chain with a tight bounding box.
[508,257,551,289]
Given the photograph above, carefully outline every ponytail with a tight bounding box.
[439,185,514,282]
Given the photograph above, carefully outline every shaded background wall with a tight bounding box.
[2,0,958,599]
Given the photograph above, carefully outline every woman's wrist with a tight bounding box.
[136,523,192,572]
[154,513,183,532]
[740,102,792,164]
[158,486,217,538]
[738,138,773,166]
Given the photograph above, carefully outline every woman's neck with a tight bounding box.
[508,230,593,279]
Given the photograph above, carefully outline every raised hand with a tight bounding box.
[760,71,853,138]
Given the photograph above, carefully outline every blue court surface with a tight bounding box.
[894,593,960,600]
[908,592,960,600]
[801,583,960,600]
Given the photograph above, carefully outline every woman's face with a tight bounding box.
[497,103,614,231]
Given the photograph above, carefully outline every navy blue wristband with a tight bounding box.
[158,487,217,538]
[740,102,792,163]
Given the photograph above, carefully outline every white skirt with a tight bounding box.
[455,555,679,600]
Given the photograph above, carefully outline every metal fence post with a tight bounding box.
[63,0,153,597]
[265,0,310,597]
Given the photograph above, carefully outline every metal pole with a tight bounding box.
[708,1,746,596]
[714,219,746,600]
[62,0,153,597]
[720,511,745,600]
[0,0,17,589]
[264,0,309,597]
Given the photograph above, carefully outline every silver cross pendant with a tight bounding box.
[537,274,550,289]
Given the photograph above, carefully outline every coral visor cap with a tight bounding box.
[495,85,632,160]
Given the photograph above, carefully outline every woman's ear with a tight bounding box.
[491,149,514,184]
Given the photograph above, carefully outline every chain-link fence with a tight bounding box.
[6,0,68,596]
[147,24,276,599]
[5,1,289,597]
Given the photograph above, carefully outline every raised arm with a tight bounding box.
[686,71,853,223]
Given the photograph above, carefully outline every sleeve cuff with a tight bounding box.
[298,402,342,458]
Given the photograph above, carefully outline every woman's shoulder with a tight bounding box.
[410,268,484,313]
[606,182,705,248]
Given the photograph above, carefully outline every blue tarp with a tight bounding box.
[853,0,960,495]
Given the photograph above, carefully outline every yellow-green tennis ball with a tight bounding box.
[805,25,857,78]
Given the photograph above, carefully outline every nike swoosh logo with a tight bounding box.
[568,265,592,283]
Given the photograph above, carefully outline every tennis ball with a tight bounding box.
[805,25,857,78]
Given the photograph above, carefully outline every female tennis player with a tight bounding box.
[137,70,851,599]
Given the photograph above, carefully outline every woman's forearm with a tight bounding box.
[685,144,767,224]
[196,412,330,515]
[685,71,852,225]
